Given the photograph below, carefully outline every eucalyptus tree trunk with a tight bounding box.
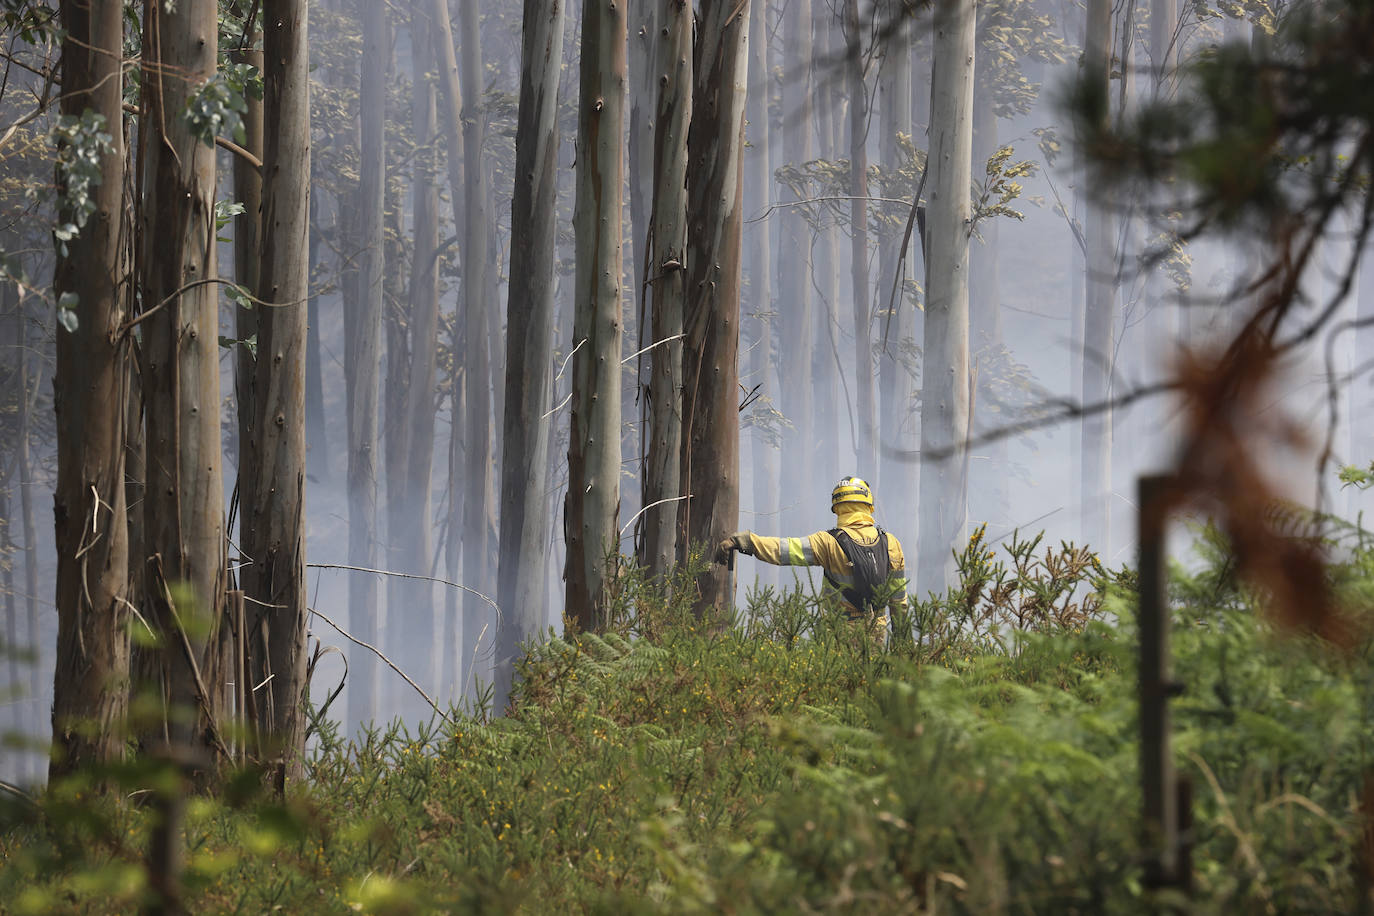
[969,77,1008,528]
[426,0,465,696]
[640,0,691,583]
[744,0,777,548]
[813,11,844,481]
[1080,0,1115,553]
[388,3,442,698]
[457,0,495,694]
[628,6,656,302]
[681,0,749,615]
[846,0,876,473]
[877,0,915,509]
[565,0,626,631]
[347,0,387,727]
[139,0,227,754]
[305,224,327,482]
[241,0,311,776]
[232,7,264,491]
[917,0,975,595]
[50,0,132,778]
[778,0,814,534]
[1146,0,1180,390]
[1,476,15,710]
[498,0,564,702]
[15,298,38,718]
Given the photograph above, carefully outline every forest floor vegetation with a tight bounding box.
[3,525,1373,913]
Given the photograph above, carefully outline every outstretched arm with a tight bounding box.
[715,531,824,567]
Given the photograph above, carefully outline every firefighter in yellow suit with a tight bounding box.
[714,477,908,643]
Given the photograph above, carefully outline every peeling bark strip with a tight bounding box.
[566,0,627,631]
[139,0,229,756]
[640,0,692,584]
[243,0,310,779]
[51,0,132,779]
[498,0,565,696]
[680,0,750,616]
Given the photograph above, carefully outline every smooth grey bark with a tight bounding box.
[778,0,815,534]
[426,0,466,698]
[813,10,844,482]
[388,4,442,700]
[969,80,1008,528]
[139,0,228,753]
[1080,0,1115,553]
[232,16,264,493]
[566,0,627,631]
[917,0,975,595]
[640,0,691,583]
[458,0,495,695]
[628,5,656,303]
[305,219,327,482]
[625,8,656,547]
[745,0,778,546]
[50,0,132,775]
[1,478,15,717]
[498,0,564,703]
[846,0,876,473]
[347,0,387,727]
[877,1,916,509]
[680,0,749,615]
[15,298,38,719]
[242,0,311,777]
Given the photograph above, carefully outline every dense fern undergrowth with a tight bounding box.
[4,525,1374,914]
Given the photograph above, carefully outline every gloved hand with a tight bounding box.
[714,531,753,565]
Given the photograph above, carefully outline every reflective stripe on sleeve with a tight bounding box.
[785,537,814,565]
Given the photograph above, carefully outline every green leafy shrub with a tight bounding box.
[2,530,1372,913]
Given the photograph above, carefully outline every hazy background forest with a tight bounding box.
[2,0,1372,793]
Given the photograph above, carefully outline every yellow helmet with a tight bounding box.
[830,476,874,512]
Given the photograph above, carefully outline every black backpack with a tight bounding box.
[825,527,891,612]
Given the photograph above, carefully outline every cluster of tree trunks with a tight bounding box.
[50,0,311,781]
[37,0,1164,763]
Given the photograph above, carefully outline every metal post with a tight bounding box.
[1139,474,1180,889]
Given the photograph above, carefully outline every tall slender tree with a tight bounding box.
[139,0,228,751]
[241,0,311,776]
[778,0,815,534]
[917,0,976,594]
[426,0,467,696]
[877,1,916,510]
[745,0,778,548]
[498,0,565,702]
[640,0,692,583]
[846,0,876,473]
[50,0,131,777]
[680,0,750,614]
[566,0,627,630]
[1080,0,1115,552]
[346,0,388,728]
[458,0,495,694]
[387,3,442,698]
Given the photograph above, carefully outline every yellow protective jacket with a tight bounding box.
[740,506,908,621]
